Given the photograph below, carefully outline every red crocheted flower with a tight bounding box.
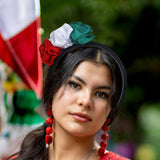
[39,39,61,66]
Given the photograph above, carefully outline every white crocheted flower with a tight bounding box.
[49,23,73,49]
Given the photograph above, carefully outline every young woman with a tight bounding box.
[9,22,129,160]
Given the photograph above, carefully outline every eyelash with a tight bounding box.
[95,91,109,99]
[68,81,81,89]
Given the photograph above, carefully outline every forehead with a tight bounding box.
[72,61,112,85]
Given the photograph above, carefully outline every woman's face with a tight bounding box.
[52,61,112,137]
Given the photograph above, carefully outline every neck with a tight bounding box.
[49,122,98,160]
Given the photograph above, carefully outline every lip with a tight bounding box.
[70,112,92,122]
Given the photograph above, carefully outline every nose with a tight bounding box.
[77,89,92,110]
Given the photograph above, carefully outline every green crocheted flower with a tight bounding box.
[70,22,95,44]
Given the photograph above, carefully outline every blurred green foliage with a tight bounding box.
[40,0,160,159]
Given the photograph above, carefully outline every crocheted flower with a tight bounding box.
[39,39,61,66]
[70,21,95,44]
[49,23,73,48]
[39,22,95,66]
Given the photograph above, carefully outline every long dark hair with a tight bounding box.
[9,44,127,159]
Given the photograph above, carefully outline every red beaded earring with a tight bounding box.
[45,103,53,145]
[98,118,111,158]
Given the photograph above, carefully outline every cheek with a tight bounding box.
[95,102,111,121]
[52,90,74,115]
[97,108,108,119]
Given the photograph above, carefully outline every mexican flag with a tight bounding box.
[0,0,42,98]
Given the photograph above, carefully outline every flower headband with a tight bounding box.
[39,22,95,66]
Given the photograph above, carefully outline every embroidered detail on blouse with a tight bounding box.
[99,151,130,160]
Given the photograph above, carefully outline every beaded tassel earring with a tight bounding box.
[98,118,111,158]
[45,103,53,145]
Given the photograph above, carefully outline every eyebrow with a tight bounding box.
[71,75,86,85]
[71,75,112,90]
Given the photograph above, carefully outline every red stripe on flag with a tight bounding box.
[0,33,30,88]
[0,17,42,98]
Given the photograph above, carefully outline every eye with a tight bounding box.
[68,81,81,89]
[95,91,109,99]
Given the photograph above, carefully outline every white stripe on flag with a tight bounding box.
[0,0,40,39]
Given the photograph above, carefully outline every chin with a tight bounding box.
[66,126,96,138]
